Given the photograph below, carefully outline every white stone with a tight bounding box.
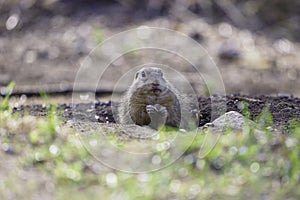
[203,111,256,133]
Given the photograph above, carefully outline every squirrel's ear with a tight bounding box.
[135,72,139,79]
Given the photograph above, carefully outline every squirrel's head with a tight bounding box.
[132,67,168,96]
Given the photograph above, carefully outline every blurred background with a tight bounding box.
[1,1,300,200]
[1,0,300,97]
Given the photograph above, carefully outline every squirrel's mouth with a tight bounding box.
[151,87,162,95]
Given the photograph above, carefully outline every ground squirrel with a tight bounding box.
[118,67,198,130]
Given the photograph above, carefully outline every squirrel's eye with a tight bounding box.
[141,71,146,78]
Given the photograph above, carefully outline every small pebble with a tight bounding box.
[189,32,203,42]
[203,122,214,129]
[218,47,240,60]
[94,100,101,105]
[1,143,15,155]
[86,108,94,112]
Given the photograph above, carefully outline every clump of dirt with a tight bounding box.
[14,94,300,131]
[198,94,300,129]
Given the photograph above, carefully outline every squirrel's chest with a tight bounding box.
[144,94,175,107]
[130,90,177,107]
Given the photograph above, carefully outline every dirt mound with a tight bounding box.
[14,94,300,131]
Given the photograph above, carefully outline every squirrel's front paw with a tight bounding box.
[146,105,157,114]
[146,104,167,118]
[146,104,168,130]
[155,104,167,118]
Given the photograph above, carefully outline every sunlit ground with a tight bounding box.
[1,84,300,199]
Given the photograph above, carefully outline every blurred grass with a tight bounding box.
[94,27,105,44]
[0,83,300,199]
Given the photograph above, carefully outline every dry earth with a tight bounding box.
[14,94,300,131]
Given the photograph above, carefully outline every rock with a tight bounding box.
[202,111,256,133]
[1,143,15,155]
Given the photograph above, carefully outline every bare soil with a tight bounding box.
[14,94,300,131]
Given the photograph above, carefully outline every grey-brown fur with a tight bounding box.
[118,67,198,130]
